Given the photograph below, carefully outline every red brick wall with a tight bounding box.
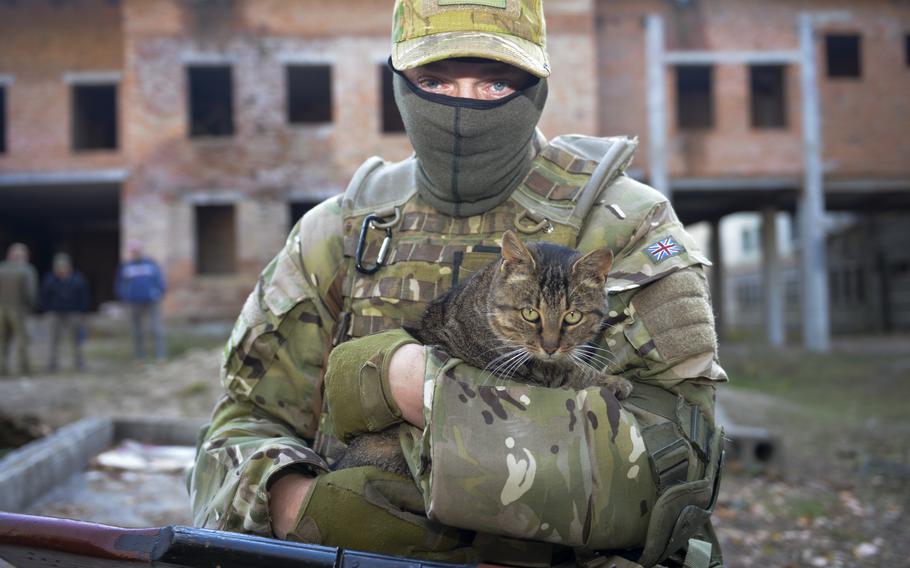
[116,0,599,317]
[0,0,125,173]
[596,0,910,180]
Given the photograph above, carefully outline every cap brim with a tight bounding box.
[392,30,550,78]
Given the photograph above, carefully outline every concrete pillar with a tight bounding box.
[761,208,785,346]
[709,218,725,338]
[797,14,831,352]
[645,14,670,198]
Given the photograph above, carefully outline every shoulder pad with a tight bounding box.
[542,134,637,174]
[513,135,638,233]
[341,156,418,219]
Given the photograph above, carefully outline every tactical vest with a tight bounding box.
[313,133,635,464]
[336,133,638,343]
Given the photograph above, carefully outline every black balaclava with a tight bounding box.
[392,66,548,218]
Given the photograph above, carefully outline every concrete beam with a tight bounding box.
[645,14,670,199]
[62,71,122,85]
[672,176,799,191]
[797,13,831,352]
[762,207,785,347]
[709,218,725,338]
[0,169,128,187]
[664,50,800,65]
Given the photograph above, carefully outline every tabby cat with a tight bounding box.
[334,230,632,474]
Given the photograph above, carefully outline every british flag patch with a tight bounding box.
[646,237,684,262]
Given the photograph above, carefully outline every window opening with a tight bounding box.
[195,204,236,275]
[749,65,787,128]
[380,65,405,133]
[675,65,714,130]
[825,34,861,78]
[72,84,117,150]
[188,66,234,137]
[287,65,333,124]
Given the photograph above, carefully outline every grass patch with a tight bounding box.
[82,325,226,365]
[720,344,910,425]
[785,496,832,521]
[178,381,211,397]
[165,331,226,360]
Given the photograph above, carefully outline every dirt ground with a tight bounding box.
[1,319,908,568]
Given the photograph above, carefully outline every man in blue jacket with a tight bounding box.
[115,241,166,361]
[42,253,90,372]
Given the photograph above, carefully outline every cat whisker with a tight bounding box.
[572,349,615,372]
[575,345,618,365]
[570,353,604,379]
[575,348,615,366]
[577,343,615,355]
[482,349,524,373]
[493,350,530,385]
[482,349,527,386]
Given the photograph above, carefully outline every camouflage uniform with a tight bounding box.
[0,257,38,376]
[190,134,727,565]
[190,1,727,566]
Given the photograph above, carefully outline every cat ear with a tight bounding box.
[572,247,614,280]
[500,230,535,269]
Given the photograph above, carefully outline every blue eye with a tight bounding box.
[491,81,509,92]
[419,78,442,90]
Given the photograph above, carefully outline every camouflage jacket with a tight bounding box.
[189,134,727,560]
[0,260,38,312]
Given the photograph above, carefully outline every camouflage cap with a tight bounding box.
[391,0,550,78]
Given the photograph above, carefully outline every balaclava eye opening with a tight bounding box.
[391,63,548,218]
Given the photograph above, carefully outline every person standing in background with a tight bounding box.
[0,243,38,377]
[42,253,90,372]
[115,241,166,361]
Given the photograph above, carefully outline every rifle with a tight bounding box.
[0,512,472,568]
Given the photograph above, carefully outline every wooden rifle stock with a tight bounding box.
[0,512,472,568]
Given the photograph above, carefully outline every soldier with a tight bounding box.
[189,2,727,567]
[0,243,38,377]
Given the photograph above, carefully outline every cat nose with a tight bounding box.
[541,341,559,355]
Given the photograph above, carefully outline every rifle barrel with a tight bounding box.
[0,512,473,568]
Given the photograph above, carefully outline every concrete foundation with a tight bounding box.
[0,416,203,513]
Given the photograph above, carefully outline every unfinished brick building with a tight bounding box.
[1,0,908,340]
[0,0,598,318]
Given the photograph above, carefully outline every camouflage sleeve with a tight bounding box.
[399,186,726,550]
[577,177,726,414]
[189,197,345,535]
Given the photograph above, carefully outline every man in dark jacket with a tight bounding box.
[42,253,90,372]
[115,241,166,360]
[0,243,38,377]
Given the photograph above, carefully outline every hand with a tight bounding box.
[281,466,475,562]
[269,472,315,539]
[388,343,427,428]
[324,329,417,442]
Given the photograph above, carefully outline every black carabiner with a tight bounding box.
[355,214,393,275]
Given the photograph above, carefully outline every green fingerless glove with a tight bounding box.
[287,466,475,562]
[325,328,417,442]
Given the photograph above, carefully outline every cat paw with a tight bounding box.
[604,376,634,400]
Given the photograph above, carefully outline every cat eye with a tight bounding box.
[520,308,540,322]
[563,311,583,325]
